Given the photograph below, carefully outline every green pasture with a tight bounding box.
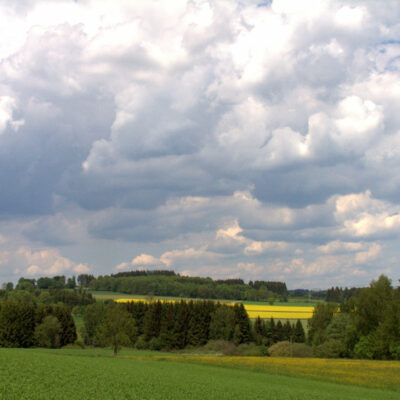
[89,290,318,307]
[1,348,398,400]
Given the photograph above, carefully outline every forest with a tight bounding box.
[0,273,399,360]
[5,271,288,302]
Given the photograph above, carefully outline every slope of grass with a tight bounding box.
[89,290,317,307]
[1,348,399,400]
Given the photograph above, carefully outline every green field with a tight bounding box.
[89,290,318,307]
[1,348,399,400]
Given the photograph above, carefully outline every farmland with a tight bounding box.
[114,296,315,320]
[1,348,399,400]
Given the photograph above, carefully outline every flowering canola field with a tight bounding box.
[115,298,315,319]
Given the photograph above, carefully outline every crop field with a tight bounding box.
[114,297,315,320]
[1,348,399,400]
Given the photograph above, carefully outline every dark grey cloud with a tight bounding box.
[1,0,400,286]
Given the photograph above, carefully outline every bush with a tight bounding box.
[269,341,290,357]
[203,340,237,355]
[237,343,269,356]
[269,341,313,358]
[314,339,346,358]
[292,343,313,358]
[135,336,148,350]
[148,337,163,351]
[74,339,85,349]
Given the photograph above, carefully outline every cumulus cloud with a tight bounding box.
[0,246,90,278]
[1,0,400,286]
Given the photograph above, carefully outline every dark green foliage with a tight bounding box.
[82,302,106,345]
[89,270,287,301]
[209,304,236,341]
[0,299,36,347]
[326,286,362,303]
[314,339,346,358]
[49,288,95,307]
[159,302,176,349]
[77,274,95,288]
[66,276,77,289]
[253,316,267,345]
[53,304,77,346]
[16,278,36,291]
[143,301,163,341]
[309,275,400,360]
[307,303,337,346]
[3,282,13,291]
[293,320,306,343]
[37,276,66,289]
[233,303,252,344]
[34,315,62,348]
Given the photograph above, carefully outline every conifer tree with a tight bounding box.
[294,319,306,343]
[274,320,284,342]
[233,303,251,344]
[282,320,292,341]
[159,302,176,349]
[253,316,266,345]
[172,301,190,348]
[143,301,162,341]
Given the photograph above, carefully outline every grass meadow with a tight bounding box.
[89,290,319,307]
[1,348,399,400]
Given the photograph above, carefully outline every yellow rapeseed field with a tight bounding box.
[116,298,315,319]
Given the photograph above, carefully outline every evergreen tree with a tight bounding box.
[159,302,176,349]
[253,316,266,345]
[209,304,236,341]
[282,321,292,341]
[274,320,284,342]
[293,319,306,343]
[233,303,251,344]
[143,301,162,341]
[173,301,190,348]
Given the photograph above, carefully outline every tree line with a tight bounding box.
[307,275,400,360]
[4,271,288,302]
[0,299,76,348]
[84,272,288,302]
[82,300,305,353]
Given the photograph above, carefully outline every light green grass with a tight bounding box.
[1,348,399,400]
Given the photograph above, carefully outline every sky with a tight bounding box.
[1,0,400,289]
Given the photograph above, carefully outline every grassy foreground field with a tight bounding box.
[1,348,399,400]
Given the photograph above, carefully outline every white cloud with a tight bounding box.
[0,246,90,278]
[1,0,400,287]
[0,96,24,133]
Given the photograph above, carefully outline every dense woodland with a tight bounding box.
[0,272,399,360]
[4,272,288,302]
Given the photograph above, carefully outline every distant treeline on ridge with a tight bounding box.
[80,270,288,301]
[7,270,288,302]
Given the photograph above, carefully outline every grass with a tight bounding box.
[89,290,318,307]
[1,348,399,400]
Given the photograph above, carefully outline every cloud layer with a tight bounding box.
[1,0,400,288]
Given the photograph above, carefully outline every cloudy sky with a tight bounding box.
[1,0,400,289]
